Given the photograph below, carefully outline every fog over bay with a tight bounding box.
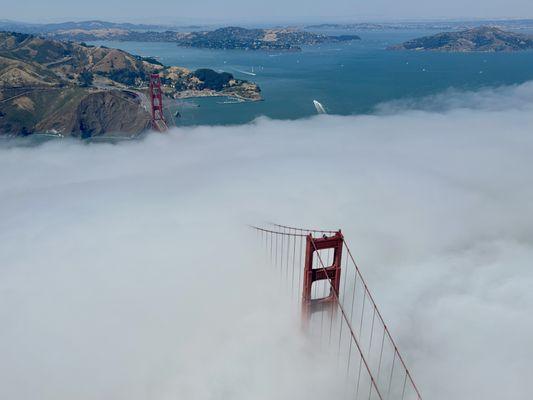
[1,83,533,399]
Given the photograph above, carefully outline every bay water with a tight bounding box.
[91,29,533,126]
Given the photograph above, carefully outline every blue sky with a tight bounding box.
[4,0,533,23]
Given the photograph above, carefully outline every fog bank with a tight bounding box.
[1,82,533,399]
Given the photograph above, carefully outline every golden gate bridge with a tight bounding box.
[252,223,423,400]
[149,70,424,397]
[149,68,424,397]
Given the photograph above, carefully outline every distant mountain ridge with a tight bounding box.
[0,20,177,34]
[389,26,533,52]
[4,18,533,35]
[306,19,533,31]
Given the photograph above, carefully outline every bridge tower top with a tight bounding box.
[302,231,343,322]
[252,223,423,400]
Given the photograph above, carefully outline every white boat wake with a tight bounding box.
[232,68,257,76]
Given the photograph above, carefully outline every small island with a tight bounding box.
[0,31,261,137]
[388,26,533,52]
[167,27,360,51]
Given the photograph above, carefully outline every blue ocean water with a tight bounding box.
[90,30,533,126]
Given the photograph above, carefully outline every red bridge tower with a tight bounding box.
[302,231,344,322]
[149,73,168,132]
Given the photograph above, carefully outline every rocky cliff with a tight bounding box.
[0,87,150,137]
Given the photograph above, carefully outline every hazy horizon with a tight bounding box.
[4,16,533,26]
[3,0,533,25]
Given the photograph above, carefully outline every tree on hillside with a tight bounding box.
[79,71,94,87]
[193,69,233,91]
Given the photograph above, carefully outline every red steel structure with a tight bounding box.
[252,223,423,400]
[149,73,167,132]
[302,231,343,322]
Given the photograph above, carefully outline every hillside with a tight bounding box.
[388,26,533,52]
[0,32,261,137]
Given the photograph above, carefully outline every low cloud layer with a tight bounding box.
[1,82,532,400]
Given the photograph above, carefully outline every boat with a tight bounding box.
[313,100,327,114]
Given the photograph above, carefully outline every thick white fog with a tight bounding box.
[1,82,532,400]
